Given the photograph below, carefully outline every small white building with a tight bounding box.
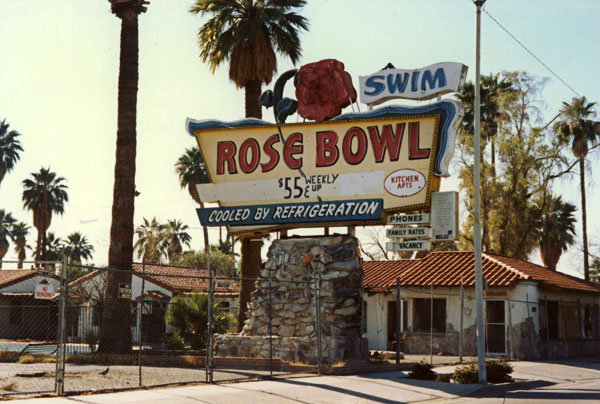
[0,267,61,340]
[362,251,600,360]
[68,263,239,344]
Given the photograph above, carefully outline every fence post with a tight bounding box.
[315,263,322,374]
[506,297,513,359]
[138,261,146,387]
[55,256,68,396]
[206,245,214,383]
[544,297,550,358]
[396,278,401,365]
[459,276,464,363]
[268,268,273,378]
[430,285,433,365]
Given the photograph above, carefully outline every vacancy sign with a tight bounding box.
[386,240,431,251]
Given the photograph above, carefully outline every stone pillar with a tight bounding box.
[215,235,366,364]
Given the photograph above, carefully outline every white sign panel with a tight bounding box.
[431,191,459,241]
[359,62,468,105]
[387,213,429,225]
[34,283,55,300]
[386,227,432,239]
[386,240,431,251]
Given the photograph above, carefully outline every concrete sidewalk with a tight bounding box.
[10,358,600,404]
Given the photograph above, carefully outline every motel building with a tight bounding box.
[362,251,600,360]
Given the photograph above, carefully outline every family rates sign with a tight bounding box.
[186,61,464,235]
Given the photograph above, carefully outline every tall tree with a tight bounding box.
[456,74,514,250]
[190,0,308,331]
[164,219,192,263]
[175,147,211,254]
[22,167,68,260]
[0,210,17,268]
[554,96,600,281]
[536,195,577,271]
[134,217,166,264]
[0,119,23,187]
[63,232,94,263]
[190,0,308,118]
[12,222,30,269]
[101,0,148,354]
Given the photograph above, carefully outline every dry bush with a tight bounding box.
[17,355,55,364]
[0,351,19,363]
[1,383,17,392]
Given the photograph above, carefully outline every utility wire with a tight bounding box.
[481,5,600,116]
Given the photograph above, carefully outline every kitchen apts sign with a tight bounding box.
[187,101,461,231]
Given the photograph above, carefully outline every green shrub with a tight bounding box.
[453,360,513,384]
[162,331,185,350]
[435,373,452,382]
[409,360,436,380]
[166,293,235,350]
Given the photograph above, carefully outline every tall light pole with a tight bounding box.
[473,0,487,384]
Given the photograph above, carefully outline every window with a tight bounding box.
[413,298,446,333]
[9,301,22,325]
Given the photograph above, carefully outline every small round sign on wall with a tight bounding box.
[384,169,426,197]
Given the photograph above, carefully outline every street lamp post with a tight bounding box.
[473,0,487,384]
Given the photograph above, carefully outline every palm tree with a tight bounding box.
[0,210,17,268]
[190,0,308,331]
[63,232,94,263]
[101,0,148,354]
[175,147,211,254]
[190,0,308,118]
[43,232,64,261]
[0,119,23,187]
[537,195,577,271]
[12,222,30,269]
[134,217,166,264]
[22,167,68,261]
[164,219,192,263]
[554,96,600,280]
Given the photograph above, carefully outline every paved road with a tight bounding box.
[11,358,600,403]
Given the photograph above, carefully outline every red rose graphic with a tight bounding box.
[294,59,357,121]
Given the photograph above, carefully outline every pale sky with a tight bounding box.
[1,0,599,278]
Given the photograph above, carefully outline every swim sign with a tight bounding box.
[359,62,468,105]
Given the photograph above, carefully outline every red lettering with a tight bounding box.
[409,122,430,159]
[216,141,237,175]
[342,127,367,165]
[261,134,280,172]
[284,132,303,169]
[316,131,339,167]
[368,123,405,162]
[239,138,260,173]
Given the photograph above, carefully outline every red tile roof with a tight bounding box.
[0,270,37,289]
[363,251,600,294]
[132,263,240,295]
[69,264,240,296]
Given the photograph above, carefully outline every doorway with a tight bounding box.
[485,300,506,355]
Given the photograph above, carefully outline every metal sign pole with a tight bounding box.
[473,0,487,384]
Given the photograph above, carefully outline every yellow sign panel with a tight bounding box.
[187,101,461,233]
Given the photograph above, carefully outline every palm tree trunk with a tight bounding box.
[100,6,139,354]
[245,80,262,119]
[580,157,590,281]
[237,237,262,331]
[239,79,264,330]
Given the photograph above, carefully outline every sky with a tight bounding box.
[1,0,599,278]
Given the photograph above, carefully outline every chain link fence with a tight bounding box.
[0,258,324,397]
[364,279,600,366]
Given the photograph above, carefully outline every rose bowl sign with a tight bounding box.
[187,100,462,235]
